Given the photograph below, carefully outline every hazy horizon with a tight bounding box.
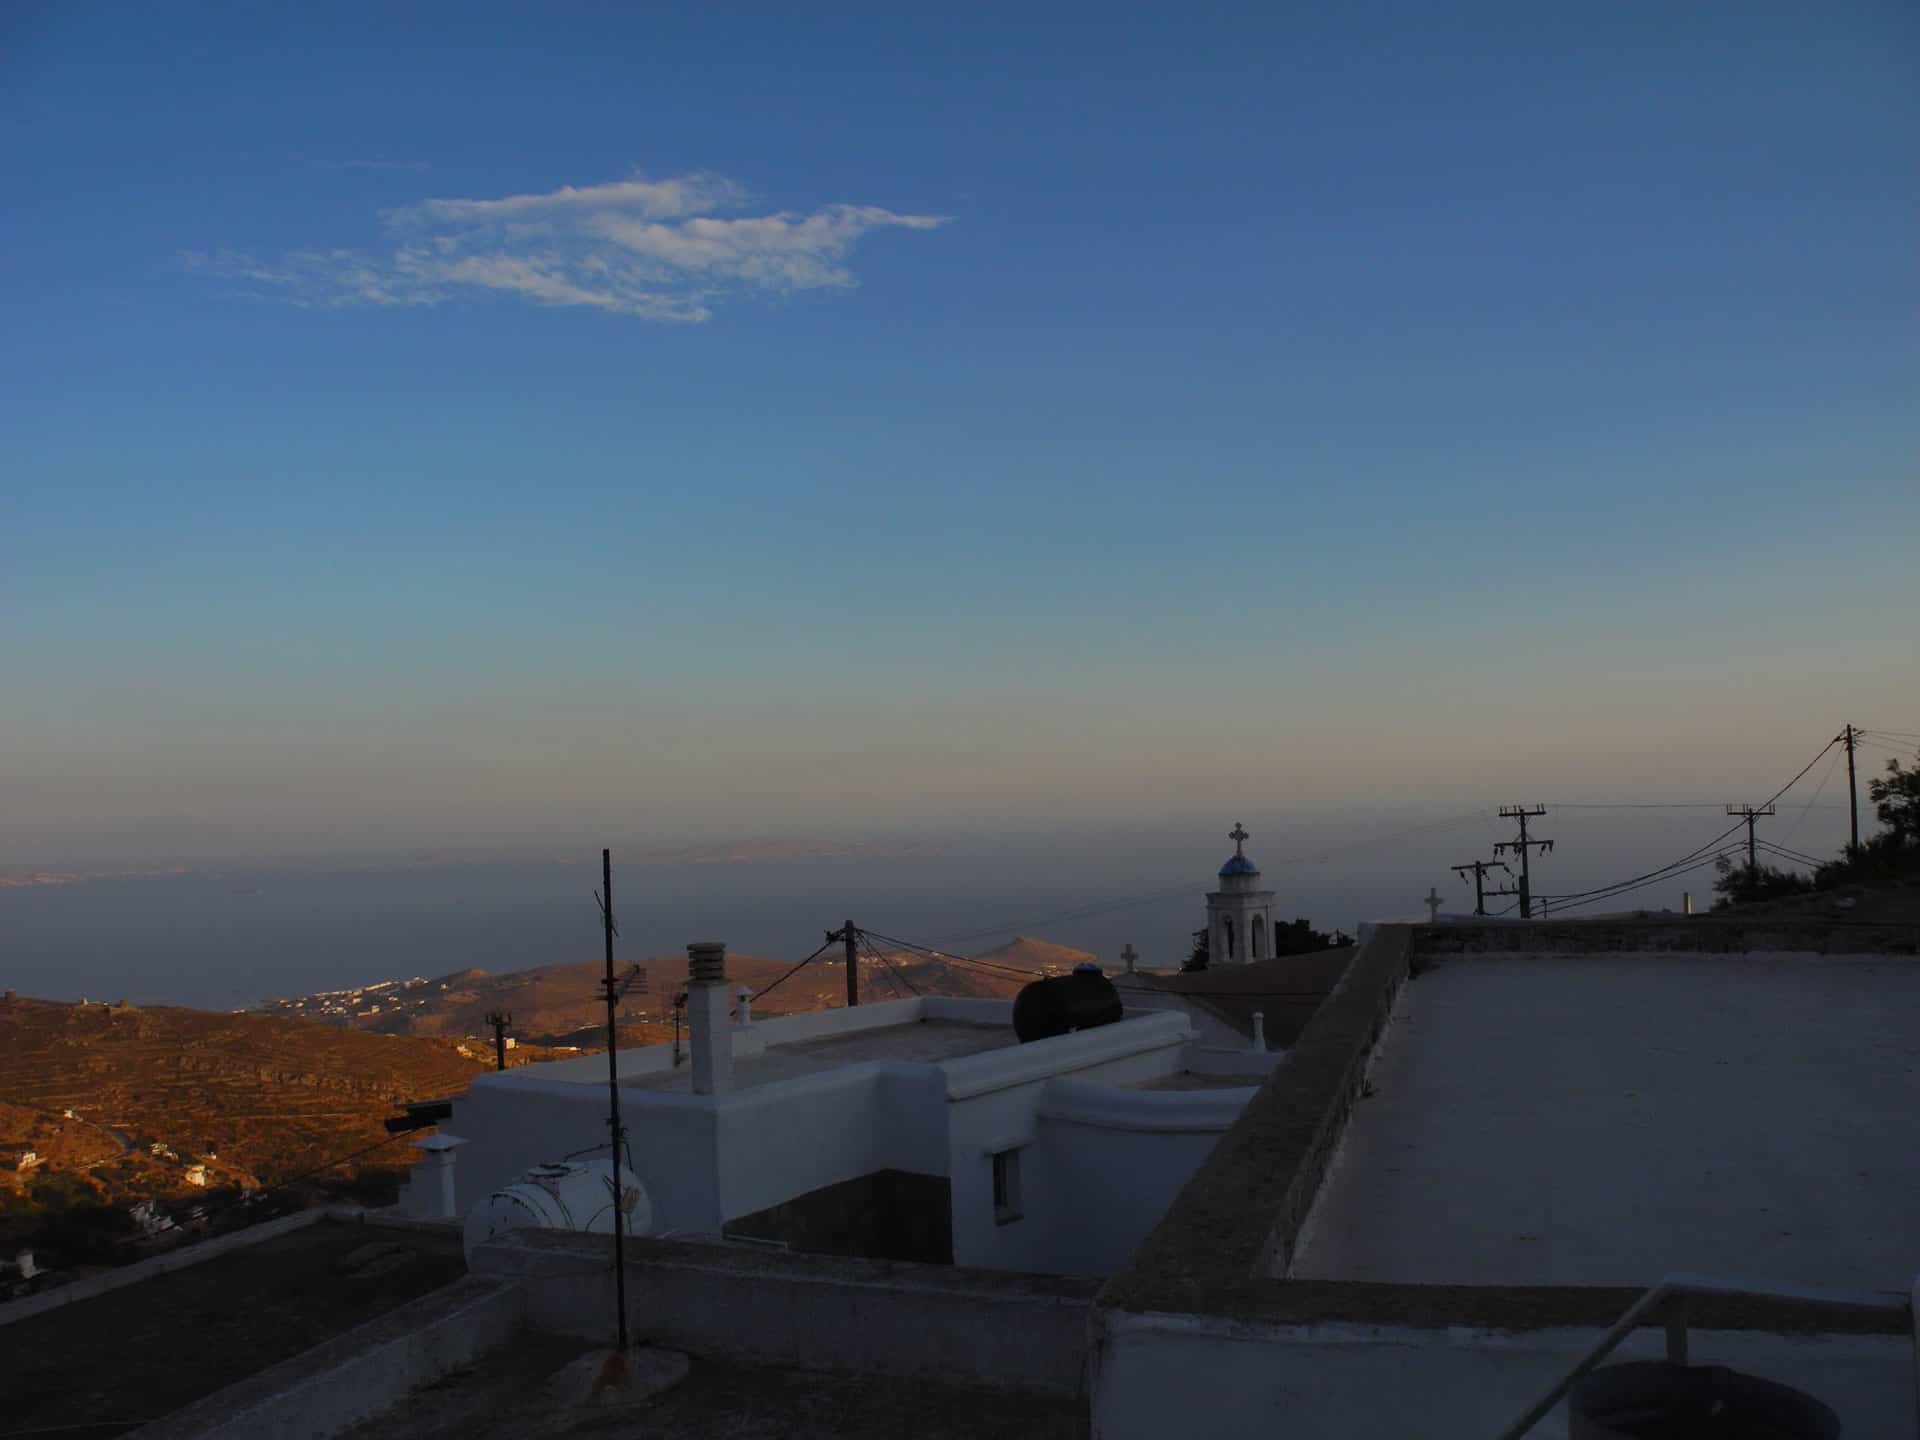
[5,6,1916,990]
[0,786,1877,1011]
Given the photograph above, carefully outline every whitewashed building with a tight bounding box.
[400,940,1273,1276]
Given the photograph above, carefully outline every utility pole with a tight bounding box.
[484,1010,511,1071]
[1494,806,1553,919]
[825,920,860,1007]
[1451,858,1511,917]
[593,848,630,1354]
[1840,725,1860,855]
[1725,803,1776,873]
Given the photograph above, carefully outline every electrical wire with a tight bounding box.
[860,934,922,997]
[1756,840,1827,869]
[750,937,838,1004]
[1542,846,1747,914]
[1780,746,1844,848]
[857,927,1036,981]
[1539,736,1840,906]
[857,936,902,1001]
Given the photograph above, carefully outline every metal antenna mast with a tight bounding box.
[594,848,630,1354]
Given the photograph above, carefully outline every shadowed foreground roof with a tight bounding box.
[1119,946,1355,1048]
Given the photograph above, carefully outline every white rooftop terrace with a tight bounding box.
[620,1017,1013,1093]
[1293,950,1920,1291]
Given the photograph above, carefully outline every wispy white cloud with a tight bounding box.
[190,170,949,322]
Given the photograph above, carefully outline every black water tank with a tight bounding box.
[1570,1362,1840,1440]
[1013,968,1122,1043]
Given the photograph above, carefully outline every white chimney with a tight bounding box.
[1249,1011,1266,1053]
[410,1133,466,1219]
[734,985,753,1028]
[686,941,734,1096]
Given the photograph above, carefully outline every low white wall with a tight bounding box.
[480,1230,1097,1396]
[710,1062,952,1226]
[1022,1081,1255,1278]
[943,1014,1201,1273]
[1091,1312,1917,1440]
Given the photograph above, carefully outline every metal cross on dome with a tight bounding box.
[1229,822,1250,855]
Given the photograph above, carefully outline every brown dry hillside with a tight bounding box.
[969,936,1098,973]
[263,945,1032,1043]
[0,995,487,1203]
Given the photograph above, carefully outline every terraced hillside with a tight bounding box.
[0,994,487,1208]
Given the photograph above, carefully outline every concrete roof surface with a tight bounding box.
[7,1219,464,1438]
[1292,950,1920,1291]
[336,1333,1086,1439]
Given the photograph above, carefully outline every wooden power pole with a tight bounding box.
[824,920,860,1007]
[1841,724,1860,854]
[1494,806,1553,919]
[1451,858,1510,917]
[1725,803,1776,872]
[484,1010,511,1071]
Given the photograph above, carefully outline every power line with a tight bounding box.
[1781,746,1844,848]
[859,926,1040,982]
[1541,735,1841,907]
[1548,802,1762,810]
[860,934,922,997]
[1541,846,1746,915]
[1756,839,1826,869]
[750,937,838,1004]
[1544,802,1844,810]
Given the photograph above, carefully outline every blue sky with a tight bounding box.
[4,2,1917,862]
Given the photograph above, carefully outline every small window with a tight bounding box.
[991,1148,1023,1225]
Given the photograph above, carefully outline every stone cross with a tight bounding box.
[1229,822,1250,855]
[1120,944,1138,973]
[1424,886,1445,922]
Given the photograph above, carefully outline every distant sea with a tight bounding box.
[0,809,1849,1011]
[0,854,1389,1011]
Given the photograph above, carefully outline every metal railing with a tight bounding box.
[1496,1270,1920,1440]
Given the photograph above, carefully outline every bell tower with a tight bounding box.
[1205,822,1277,965]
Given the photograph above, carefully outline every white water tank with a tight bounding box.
[462,1157,650,1264]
